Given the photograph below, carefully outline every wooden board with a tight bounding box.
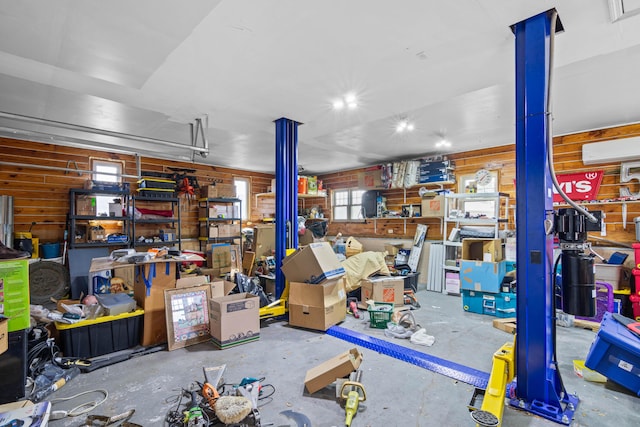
[493,317,517,334]
[242,251,256,276]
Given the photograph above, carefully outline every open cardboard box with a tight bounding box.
[304,348,363,394]
[176,276,236,297]
[288,278,346,331]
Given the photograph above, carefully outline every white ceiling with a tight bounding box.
[1,0,640,174]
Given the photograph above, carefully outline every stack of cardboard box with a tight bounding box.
[459,238,516,317]
[281,242,347,331]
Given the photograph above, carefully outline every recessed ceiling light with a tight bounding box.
[435,139,451,148]
[333,93,358,110]
[396,119,414,133]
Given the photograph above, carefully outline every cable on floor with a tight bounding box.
[48,389,109,419]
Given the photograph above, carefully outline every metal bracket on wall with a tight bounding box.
[65,160,82,176]
[190,116,209,162]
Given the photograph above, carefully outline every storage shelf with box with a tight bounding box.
[198,197,242,251]
[68,188,131,249]
[131,195,181,250]
[441,192,510,295]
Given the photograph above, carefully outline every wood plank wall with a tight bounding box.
[319,123,640,245]
[1,121,639,250]
[0,137,273,251]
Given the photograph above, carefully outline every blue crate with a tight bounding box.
[462,290,516,318]
[482,292,516,318]
[462,290,484,314]
[585,312,640,396]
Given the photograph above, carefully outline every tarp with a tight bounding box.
[340,251,390,292]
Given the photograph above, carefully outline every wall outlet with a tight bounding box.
[388,229,394,234]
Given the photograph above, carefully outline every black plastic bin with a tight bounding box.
[0,329,27,404]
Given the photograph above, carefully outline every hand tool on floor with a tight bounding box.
[84,409,141,426]
[339,370,366,426]
[183,390,206,427]
[202,364,226,408]
[403,290,420,309]
[280,410,312,427]
[347,297,360,318]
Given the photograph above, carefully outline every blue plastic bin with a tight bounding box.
[585,312,640,396]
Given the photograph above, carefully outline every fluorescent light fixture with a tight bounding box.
[435,139,451,148]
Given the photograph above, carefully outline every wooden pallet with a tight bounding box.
[492,317,600,333]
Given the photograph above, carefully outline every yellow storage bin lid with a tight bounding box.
[55,308,144,330]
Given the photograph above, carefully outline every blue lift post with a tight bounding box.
[274,117,300,299]
[510,10,578,425]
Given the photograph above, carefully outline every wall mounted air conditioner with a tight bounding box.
[582,136,640,165]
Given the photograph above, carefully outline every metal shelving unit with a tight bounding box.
[68,188,131,249]
[131,195,181,250]
[198,197,242,251]
[442,192,509,293]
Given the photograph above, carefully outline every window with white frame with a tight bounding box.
[91,159,123,216]
[233,177,250,220]
[332,189,366,221]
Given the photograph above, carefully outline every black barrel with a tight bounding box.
[561,252,596,317]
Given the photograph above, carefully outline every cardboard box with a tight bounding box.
[253,224,275,257]
[76,195,96,215]
[304,348,363,394]
[87,225,106,242]
[0,316,8,355]
[460,260,508,294]
[206,244,231,269]
[445,272,460,294]
[462,238,502,262]
[289,278,347,331]
[199,207,217,219]
[595,264,628,290]
[358,166,383,189]
[217,224,237,238]
[202,184,237,198]
[421,195,445,218]
[360,276,404,307]
[132,261,177,346]
[281,242,345,284]
[209,293,260,349]
[176,277,236,298]
[108,202,122,217]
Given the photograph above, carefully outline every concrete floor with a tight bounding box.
[49,289,638,427]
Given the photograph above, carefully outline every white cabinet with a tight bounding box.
[442,192,509,293]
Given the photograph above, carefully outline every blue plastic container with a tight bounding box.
[40,242,60,259]
[585,312,640,396]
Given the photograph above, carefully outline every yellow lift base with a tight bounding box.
[259,248,294,320]
[470,338,515,427]
[259,280,289,319]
